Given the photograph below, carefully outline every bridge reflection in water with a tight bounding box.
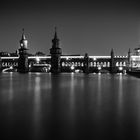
[0,73,140,139]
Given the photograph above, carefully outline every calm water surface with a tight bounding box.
[0,72,140,140]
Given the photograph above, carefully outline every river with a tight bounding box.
[0,72,140,140]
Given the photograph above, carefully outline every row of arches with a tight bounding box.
[61,62,84,67]
[2,62,18,68]
[1,60,127,68]
[115,61,126,67]
[89,62,110,67]
[61,61,127,68]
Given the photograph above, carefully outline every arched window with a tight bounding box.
[107,62,110,67]
[116,62,119,66]
[90,62,92,67]
[103,62,106,67]
[120,62,122,66]
[62,62,65,67]
[123,62,126,66]
[94,62,96,67]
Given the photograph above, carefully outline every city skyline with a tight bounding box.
[0,0,140,55]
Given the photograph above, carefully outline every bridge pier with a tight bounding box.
[127,48,131,71]
[0,57,2,72]
[17,48,29,73]
[83,53,89,74]
[110,49,116,73]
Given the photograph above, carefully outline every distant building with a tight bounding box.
[129,48,140,69]
[35,51,46,56]
[0,52,10,57]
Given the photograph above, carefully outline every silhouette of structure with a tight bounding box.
[17,29,29,73]
[0,28,138,74]
[83,53,89,73]
[110,48,115,73]
[0,57,1,72]
[50,27,62,73]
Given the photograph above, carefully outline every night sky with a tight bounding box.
[0,0,140,55]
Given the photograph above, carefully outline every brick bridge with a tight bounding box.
[0,28,131,73]
[0,53,129,73]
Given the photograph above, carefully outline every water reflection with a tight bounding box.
[69,73,75,121]
[118,74,123,119]
[33,76,42,138]
[34,76,41,120]
[28,72,32,92]
[0,73,140,140]
[8,72,13,101]
[97,74,102,116]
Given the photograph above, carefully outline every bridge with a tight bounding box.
[0,28,135,73]
[0,54,129,73]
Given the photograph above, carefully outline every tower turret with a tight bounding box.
[20,28,28,49]
[0,57,1,72]
[128,48,131,65]
[17,29,29,73]
[50,27,62,73]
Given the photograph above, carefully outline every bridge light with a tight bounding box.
[119,66,123,71]
[48,65,51,70]
[98,66,101,70]
[75,69,80,73]
[132,57,136,61]
[36,57,40,63]
[71,65,74,70]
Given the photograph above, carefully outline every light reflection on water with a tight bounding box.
[0,73,140,139]
[9,72,13,101]
[118,74,123,121]
[34,76,41,123]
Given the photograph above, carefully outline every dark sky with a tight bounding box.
[0,0,140,55]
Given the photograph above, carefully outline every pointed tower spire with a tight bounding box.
[111,48,114,53]
[22,28,26,40]
[54,26,58,39]
[111,48,114,57]
[22,28,24,33]
[128,48,131,53]
[52,26,59,48]
[20,28,28,49]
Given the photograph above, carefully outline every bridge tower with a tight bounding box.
[128,48,131,67]
[17,29,29,73]
[0,57,1,72]
[110,48,115,73]
[83,53,89,74]
[50,27,62,73]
